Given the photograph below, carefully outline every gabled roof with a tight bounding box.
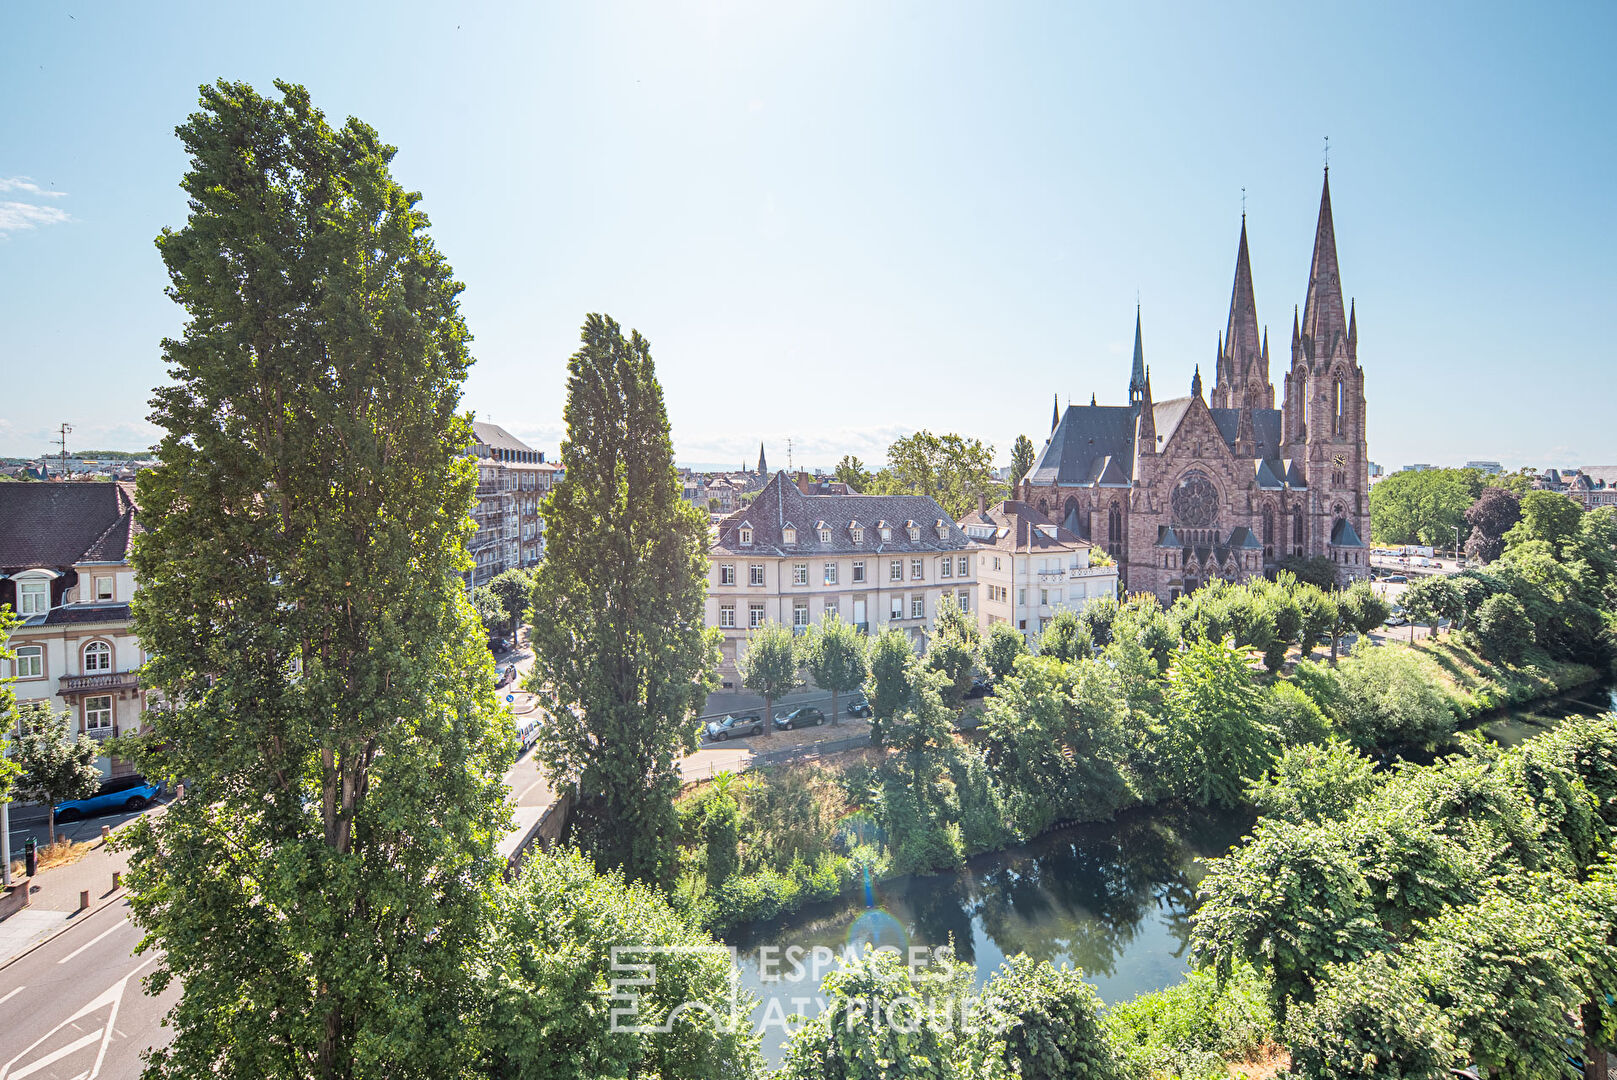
[712,473,972,555]
[1156,525,1183,548]
[1330,517,1367,547]
[0,482,139,572]
[956,499,1090,554]
[471,421,535,454]
[1028,402,1141,487]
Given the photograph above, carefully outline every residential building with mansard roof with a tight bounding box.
[958,498,1119,644]
[706,471,977,677]
[0,481,147,778]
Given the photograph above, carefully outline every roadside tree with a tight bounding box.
[738,622,802,730]
[11,701,100,842]
[802,612,868,725]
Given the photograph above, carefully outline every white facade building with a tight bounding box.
[959,499,1119,644]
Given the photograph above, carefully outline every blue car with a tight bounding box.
[54,775,163,821]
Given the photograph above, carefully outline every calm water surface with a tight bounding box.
[725,683,1615,1063]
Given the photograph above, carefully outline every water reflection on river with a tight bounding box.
[725,683,1615,1063]
[727,806,1251,1063]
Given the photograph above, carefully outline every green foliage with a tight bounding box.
[487,568,533,633]
[1472,592,1534,665]
[1103,963,1276,1080]
[1256,680,1333,747]
[1399,574,1461,635]
[703,788,740,888]
[924,597,980,707]
[472,585,508,635]
[0,609,23,801]
[871,430,1006,519]
[1293,587,1336,659]
[1277,553,1337,590]
[834,454,872,492]
[1283,953,1452,1080]
[1247,740,1380,824]
[127,78,512,1079]
[973,955,1127,1080]
[1504,489,1584,557]
[1110,593,1178,670]
[802,612,868,724]
[865,628,916,746]
[11,701,101,840]
[1327,640,1457,747]
[739,622,801,724]
[1368,467,1481,547]
[1038,608,1093,662]
[1009,434,1037,486]
[1160,638,1276,809]
[529,314,718,885]
[1337,580,1390,636]
[486,847,765,1080]
[1075,596,1119,648]
[982,621,1029,681]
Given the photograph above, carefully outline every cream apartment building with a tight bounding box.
[959,499,1119,644]
[706,472,977,676]
[1,482,147,779]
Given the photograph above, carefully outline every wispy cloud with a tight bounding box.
[0,176,71,236]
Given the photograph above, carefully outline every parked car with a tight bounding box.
[55,775,164,821]
[1385,612,1409,627]
[487,634,510,655]
[964,673,992,699]
[705,713,765,741]
[1385,574,1408,583]
[846,695,873,718]
[514,715,540,750]
[773,706,826,730]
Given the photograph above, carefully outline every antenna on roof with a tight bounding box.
[1241,187,1246,220]
[56,422,73,480]
[787,438,793,472]
[1323,135,1330,172]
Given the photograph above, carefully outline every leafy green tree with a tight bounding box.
[1074,596,1119,648]
[529,314,718,885]
[1009,434,1037,486]
[1463,486,1521,564]
[924,596,980,707]
[1328,640,1457,747]
[1277,553,1337,590]
[1258,680,1333,746]
[702,773,741,888]
[1337,580,1390,636]
[1293,587,1336,659]
[738,622,801,728]
[833,454,872,492]
[1247,740,1380,824]
[0,609,23,801]
[487,567,533,636]
[1400,574,1461,638]
[1038,609,1092,662]
[1505,489,1584,557]
[973,955,1127,1080]
[1368,467,1479,547]
[472,585,508,637]
[802,612,868,725]
[126,78,511,1080]
[486,847,765,1080]
[1162,638,1276,809]
[872,430,1005,519]
[865,628,916,747]
[982,621,1028,681]
[1110,593,1178,669]
[1473,592,1534,664]
[12,701,101,842]
[1283,952,1453,1080]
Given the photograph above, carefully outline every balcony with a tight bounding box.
[58,671,142,695]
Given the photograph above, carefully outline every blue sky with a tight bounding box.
[3,1,1614,471]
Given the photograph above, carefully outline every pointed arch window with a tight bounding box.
[1261,505,1275,560]
[1107,501,1123,558]
[1292,506,1305,557]
[1333,374,1346,435]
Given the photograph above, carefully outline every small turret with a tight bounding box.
[1137,365,1156,454]
[1347,298,1357,358]
[1191,365,1203,399]
[1128,306,1147,405]
[1051,393,1060,433]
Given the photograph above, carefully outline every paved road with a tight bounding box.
[0,899,177,1079]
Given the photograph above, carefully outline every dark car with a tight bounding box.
[846,695,873,718]
[964,674,992,699]
[773,706,826,730]
[55,775,164,822]
[705,713,764,741]
[1385,574,1408,584]
[488,634,511,656]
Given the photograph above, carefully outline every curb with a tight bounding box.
[0,885,129,973]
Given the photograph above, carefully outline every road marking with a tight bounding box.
[0,987,21,1007]
[57,919,128,966]
[9,1031,102,1080]
[0,956,153,1080]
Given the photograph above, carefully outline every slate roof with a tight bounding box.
[956,500,1092,554]
[19,602,133,628]
[1027,403,1141,487]
[0,482,140,572]
[1330,518,1367,547]
[470,421,534,454]
[712,472,973,556]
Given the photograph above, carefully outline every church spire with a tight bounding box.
[1128,306,1147,404]
[1191,365,1203,399]
[757,442,767,475]
[1300,167,1348,364]
[1051,393,1060,433]
[1347,298,1357,357]
[1222,214,1262,380]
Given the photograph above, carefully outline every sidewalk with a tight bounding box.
[0,818,135,969]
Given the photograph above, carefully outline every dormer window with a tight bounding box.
[936,524,949,541]
[907,526,920,542]
[851,527,864,544]
[880,528,892,542]
[783,527,796,545]
[819,526,832,544]
[739,526,753,546]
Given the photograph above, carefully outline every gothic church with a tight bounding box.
[1018,169,1370,602]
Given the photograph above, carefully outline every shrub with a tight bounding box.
[1328,641,1458,748]
[1103,964,1275,1080]
[974,955,1127,1080]
[1473,593,1534,665]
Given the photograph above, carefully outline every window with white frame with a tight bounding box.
[17,579,48,616]
[890,560,903,581]
[793,563,809,586]
[890,595,904,620]
[819,527,831,544]
[793,601,809,627]
[749,564,766,586]
[851,527,864,544]
[880,527,891,541]
[957,556,968,577]
[749,603,766,628]
[739,527,753,546]
[1018,588,1027,606]
[1040,589,1048,605]
[957,590,970,611]
[908,526,920,541]
[940,558,953,578]
[14,645,43,680]
[823,562,838,585]
[84,694,113,734]
[911,595,925,619]
[720,563,736,585]
[823,598,838,619]
[852,561,866,583]
[993,556,1002,571]
[95,577,115,601]
[83,640,112,673]
[783,528,796,545]
[910,559,923,580]
[719,603,736,628]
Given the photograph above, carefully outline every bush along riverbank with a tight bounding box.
[673,587,1609,937]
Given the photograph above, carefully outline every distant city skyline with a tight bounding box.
[4,2,1614,470]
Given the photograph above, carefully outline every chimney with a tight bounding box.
[796,471,814,496]
[977,492,988,516]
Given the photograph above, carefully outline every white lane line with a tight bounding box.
[57,919,128,966]
[0,987,21,1006]
[8,1031,102,1080]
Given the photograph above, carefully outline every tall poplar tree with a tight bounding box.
[528,314,717,885]
[127,80,511,1080]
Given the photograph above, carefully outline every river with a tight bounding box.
[725,682,1616,1063]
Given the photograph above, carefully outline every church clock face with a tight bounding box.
[1171,471,1219,528]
